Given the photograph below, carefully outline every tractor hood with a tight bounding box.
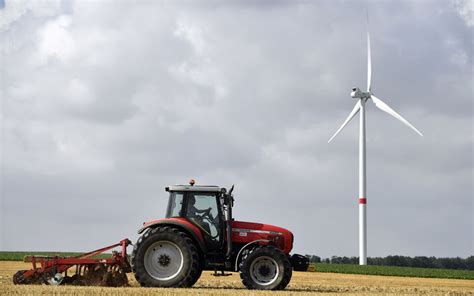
[231,220,293,254]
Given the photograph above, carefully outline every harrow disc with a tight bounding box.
[13,270,42,285]
[101,270,129,287]
[12,270,26,285]
[67,265,129,287]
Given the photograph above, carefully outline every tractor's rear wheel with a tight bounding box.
[132,226,202,287]
[239,245,292,290]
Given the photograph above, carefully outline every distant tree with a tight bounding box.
[386,255,404,266]
[312,255,321,263]
[302,254,474,270]
[439,257,466,270]
[368,257,384,266]
[412,256,434,268]
[331,256,340,264]
[305,255,321,263]
[466,256,474,270]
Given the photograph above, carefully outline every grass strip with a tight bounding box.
[311,263,474,280]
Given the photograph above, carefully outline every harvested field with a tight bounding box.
[1,261,473,295]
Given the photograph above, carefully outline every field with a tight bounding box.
[1,261,473,295]
[2,252,471,280]
[312,263,474,280]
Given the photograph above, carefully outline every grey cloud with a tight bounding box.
[0,0,472,258]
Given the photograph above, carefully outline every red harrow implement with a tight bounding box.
[13,239,132,287]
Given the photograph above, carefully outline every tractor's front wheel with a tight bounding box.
[239,245,292,290]
[132,226,202,287]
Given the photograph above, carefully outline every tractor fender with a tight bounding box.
[137,218,207,253]
[234,239,271,271]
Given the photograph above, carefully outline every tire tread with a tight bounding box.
[239,245,292,290]
[132,226,202,288]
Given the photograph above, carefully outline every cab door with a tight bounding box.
[185,193,223,251]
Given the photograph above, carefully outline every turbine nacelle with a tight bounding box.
[351,87,371,99]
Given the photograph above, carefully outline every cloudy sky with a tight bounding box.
[0,0,472,258]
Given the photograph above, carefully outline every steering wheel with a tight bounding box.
[195,208,219,240]
[202,207,213,221]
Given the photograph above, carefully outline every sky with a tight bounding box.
[0,0,472,258]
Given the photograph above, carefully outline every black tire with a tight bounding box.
[132,226,202,287]
[239,245,292,290]
[188,259,203,286]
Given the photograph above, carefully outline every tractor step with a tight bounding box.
[212,270,232,277]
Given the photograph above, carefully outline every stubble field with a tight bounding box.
[1,261,473,295]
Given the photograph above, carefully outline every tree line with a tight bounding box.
[305,255,474,271]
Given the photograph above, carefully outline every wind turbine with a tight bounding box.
[328,14,423,265]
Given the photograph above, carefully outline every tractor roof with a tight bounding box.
[166,185,222,192]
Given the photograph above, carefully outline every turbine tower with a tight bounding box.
[328,14,423,265]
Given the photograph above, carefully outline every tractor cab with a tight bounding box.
[164,184,234,253]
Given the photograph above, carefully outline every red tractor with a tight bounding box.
[132,182,309,290]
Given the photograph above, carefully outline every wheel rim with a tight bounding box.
[144,241,184,281]
[249,256,279,286]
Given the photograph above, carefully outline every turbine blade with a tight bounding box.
[367,11,372,92]
[371,95,423,136]
[328,101,361,143]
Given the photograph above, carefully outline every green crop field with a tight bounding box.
[0,251,111,261]
[312,263,474,280]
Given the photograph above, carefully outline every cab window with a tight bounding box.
[166,192,184,217]
[186,193,221,241]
